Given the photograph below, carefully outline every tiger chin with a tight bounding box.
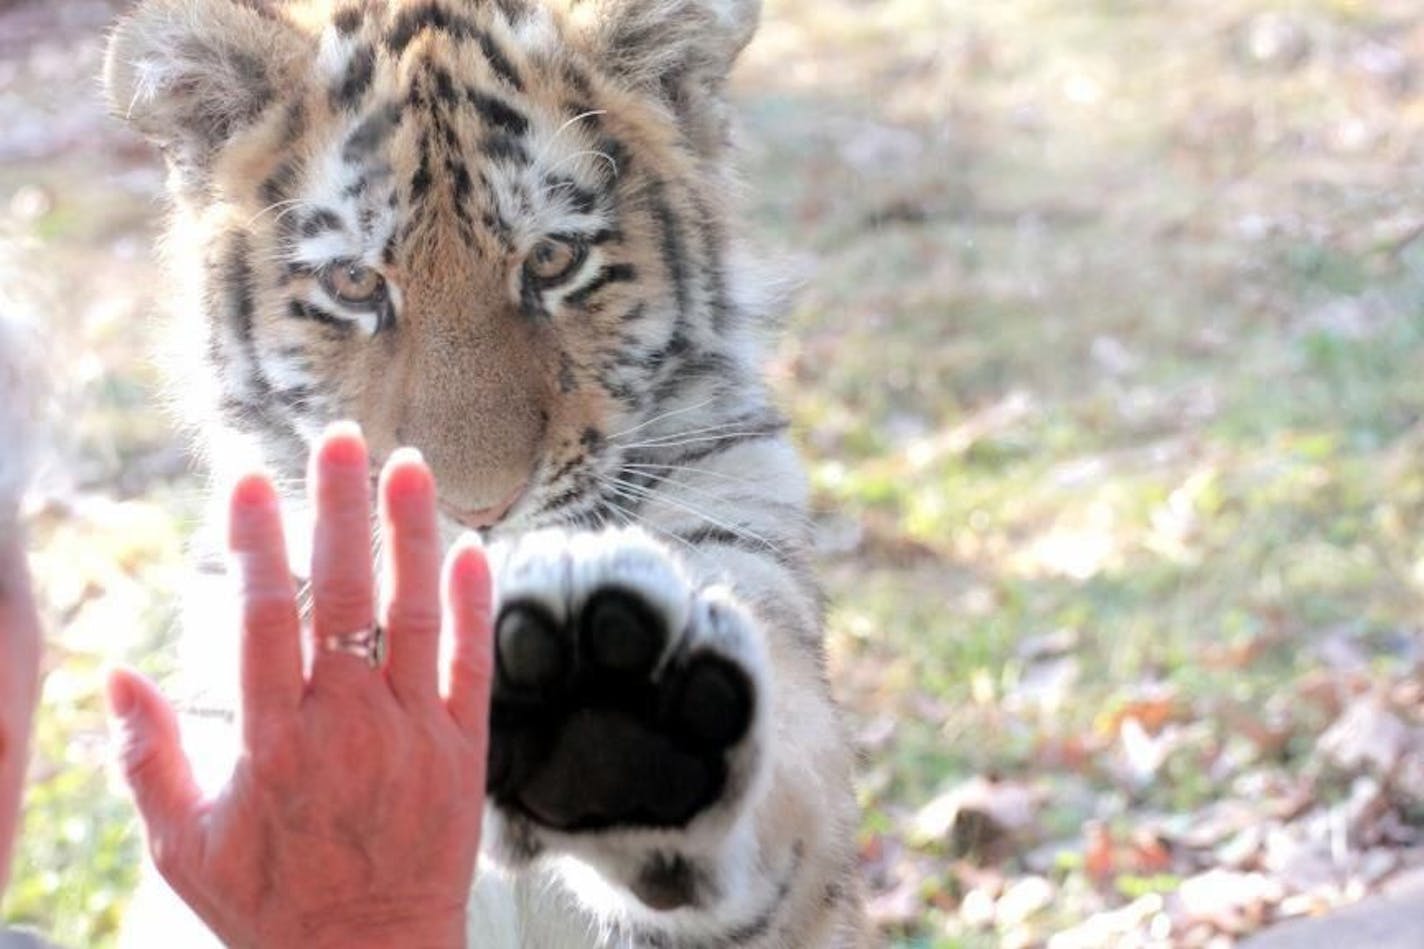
[104,0,866,945]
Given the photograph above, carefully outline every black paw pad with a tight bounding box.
[489,585,755,833]
[672,658,754,751]
[516,710,715,831]
[632,854,702,911]
[497,603,567,690]
[486,728,514,793]
[485,720,538,798]
[581,589,666,675]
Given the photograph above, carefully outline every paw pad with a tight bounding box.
[496,605,568,691]
[672,657,753,750]
[582,589,665,676]
[487,543,761,833]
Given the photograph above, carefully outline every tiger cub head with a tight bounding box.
[105,0,766,533]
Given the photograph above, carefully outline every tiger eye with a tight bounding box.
[524,237,586,285]
[321,260,387,308]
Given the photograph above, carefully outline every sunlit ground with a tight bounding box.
[3,1,1423,946]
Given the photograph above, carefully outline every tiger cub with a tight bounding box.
[105,0,866,945]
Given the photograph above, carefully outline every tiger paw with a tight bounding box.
[485,528,767,836]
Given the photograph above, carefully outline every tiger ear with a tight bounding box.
[569,0,761,155]
[104,0,310,168]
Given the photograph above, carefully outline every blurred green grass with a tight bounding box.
[737,0,1424,942]
[3,0,1423,944]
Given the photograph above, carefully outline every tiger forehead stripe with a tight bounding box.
[385,2,470,52]
[343,104,400,162]
[331,43,376,111]
[382,2,526,93]
[467,89,529,137]
[489,0,528,24]
[332,5,363,36]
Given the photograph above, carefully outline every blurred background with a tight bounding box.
[3,0,1424,946]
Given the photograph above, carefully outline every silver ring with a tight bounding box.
[321,624,386,669]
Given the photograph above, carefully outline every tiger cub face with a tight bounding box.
[106,0,761,533]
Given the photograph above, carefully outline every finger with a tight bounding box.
[107,668,202,880]
[380,448,442,705]
[443,536,494,740]
[229,471,303,736]
[309,422,376,691]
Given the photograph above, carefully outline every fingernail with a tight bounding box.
[231,471,277,508]
[320,422,368,468]
[389,446,425,467]
[326,420,363,440]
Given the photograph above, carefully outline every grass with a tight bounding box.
[738,0,1424,941]
[3,0,1424,944]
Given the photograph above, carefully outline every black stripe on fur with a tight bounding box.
[564,263,637,308]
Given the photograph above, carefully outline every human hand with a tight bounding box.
[0,529,41,896]
[107,425,492,949]
[0,304,43,898]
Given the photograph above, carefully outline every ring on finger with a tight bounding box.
[320,623,386,669]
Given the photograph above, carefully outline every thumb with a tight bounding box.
[107,668,203,873]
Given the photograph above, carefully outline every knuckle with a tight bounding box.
[248,736,295,782]
[387,601,441,634]
[243,595,294,632]
[316,580,371,620]
[250,715,307,776]
[150,835,184,879]
[122,734,164,786]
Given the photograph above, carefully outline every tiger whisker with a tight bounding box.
[535,109,608,167]
[621,462,813,518]
[616,467,765,513]
[605,397,719,442]
[620,430,776,451]
[246,198,316,229]
[603,476,784,555]
[619,460,761,488]
[614,419,769,448]
[593,480,701,556]
[546,148,619,182]
[536,178,583,204]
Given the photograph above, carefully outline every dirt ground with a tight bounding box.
[3,1,1424,947]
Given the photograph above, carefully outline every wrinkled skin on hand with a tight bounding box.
[108,425,493,949]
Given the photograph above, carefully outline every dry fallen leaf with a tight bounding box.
[910,775,1040,863]
[1172,869,1284,934]
[1118,716,1178,787]
[996,874,1056,928]
[958,885,997,929]
[1098,686,1183,738]
[1047,893,1164,949]
[1127,829,1176,874]
[1084,821,1116,884]
[1318,694,1411,776]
